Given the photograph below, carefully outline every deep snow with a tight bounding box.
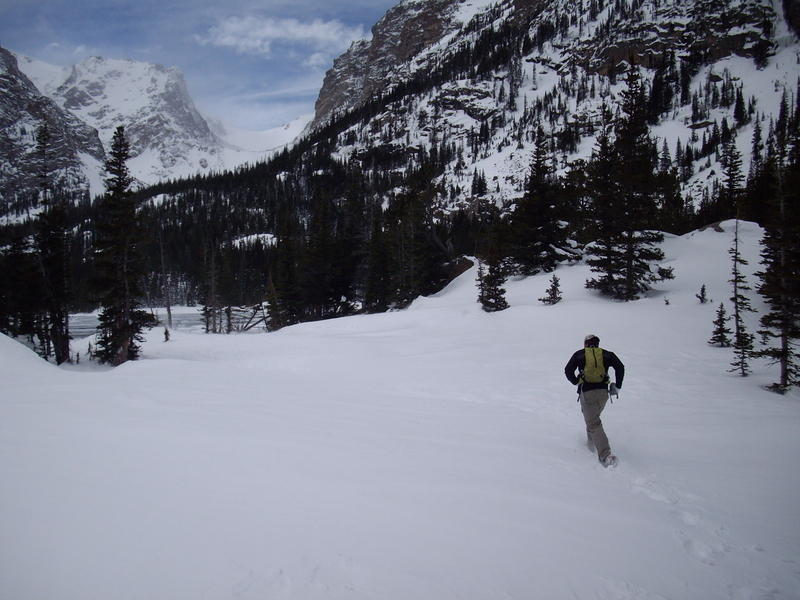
[1,220,799,600]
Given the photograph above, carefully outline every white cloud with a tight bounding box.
[196,16,367,62]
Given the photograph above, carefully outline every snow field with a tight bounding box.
[1,220,799,599]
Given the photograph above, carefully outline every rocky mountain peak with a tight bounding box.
[51,55,220,181]
[312,0,477,129]
[0,48,104,214]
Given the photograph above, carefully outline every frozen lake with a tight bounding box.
[70,307,205,339]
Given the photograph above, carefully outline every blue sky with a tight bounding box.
[0,0,398,129]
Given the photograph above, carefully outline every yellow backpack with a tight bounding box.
[582,347,607,384]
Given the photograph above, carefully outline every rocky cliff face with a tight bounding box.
[0,48,104,215]
[312,0,494,129]
[307,0,797,212]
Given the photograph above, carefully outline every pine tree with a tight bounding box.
[696,284,708,304]
[477,214,509,313]
[583,121,624,294]
[477,259,509,312]
[92,126,156,365]
[719,138,744,219]
[300,190,337,320]
[585,72,674,300]
[264,274,288,331]
[728,218,756,376]
[364,207,391,312]
[34,122,71,364]
[272,208,304,325]
[538,274,563,305]
[734,88,747,126]
[709,302,732,346]
[510,125,577,274]
[755,116,800,392]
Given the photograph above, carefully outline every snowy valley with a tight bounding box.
[1,220,799,599]
[1,0,800,596]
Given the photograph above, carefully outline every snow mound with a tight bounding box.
[0,334,56,380]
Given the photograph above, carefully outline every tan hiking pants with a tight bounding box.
[580,388,611,461]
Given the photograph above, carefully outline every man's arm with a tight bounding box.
[564,350,582,385]
[605,351,625,387]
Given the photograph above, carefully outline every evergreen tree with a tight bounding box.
[719,137,744,218]
[538,274,563,305]
[92,126,156,365]
[583,122,624,294]
[476,259,509,312]
[734,88,747,126]
[34,122,71,364]
[264,274,288,331]
[364,206,391,312]
[728,218,756,376]
[696,284,708,304]
[300,189,337,320]
[477,208,509,313]
[755,118,800,392]
[743,121,773,225]
[0,232,44,342]
[509,125,577,274]
[709,302,732,346]
[585,72,674,300]
[272,208,304,325]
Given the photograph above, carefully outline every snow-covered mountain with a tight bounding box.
[0,48,105,217]
[308,0,800,211]
[49,55,225,184]
[1,49,307,209]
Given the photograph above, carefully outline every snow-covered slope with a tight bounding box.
[208,114,312,169]
[1,220,798,599]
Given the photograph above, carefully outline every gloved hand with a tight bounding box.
[608,382,619,398]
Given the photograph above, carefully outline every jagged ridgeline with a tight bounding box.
[4,0,799,328]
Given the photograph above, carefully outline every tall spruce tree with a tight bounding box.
[510,125,577,274]
[585,71,674,300]
[92,126,155,365]
[728,218,756,376]
[364,206,391,312]
[34,122,71,364]
[477,213,509,312]
[756,117,800,392]
[719,137,744,219]
[583,118,624,292]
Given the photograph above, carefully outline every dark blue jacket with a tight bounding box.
[564,348,625,392]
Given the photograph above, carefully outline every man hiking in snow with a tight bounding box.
[564,334,625,467]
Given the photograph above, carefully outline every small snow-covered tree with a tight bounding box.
[709,302,732,347]
[539,274,563,305]
[477,260,509,313]
[696,284,708,304]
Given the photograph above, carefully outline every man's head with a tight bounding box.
[584,334,600,348]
